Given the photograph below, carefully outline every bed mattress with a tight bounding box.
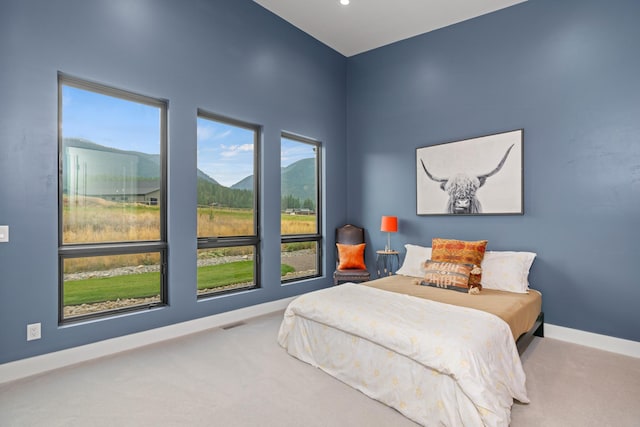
[278,281,535,426]
[363,274,542,340]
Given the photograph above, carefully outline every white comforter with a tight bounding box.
[278,283,528,427]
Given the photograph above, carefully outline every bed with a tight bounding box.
[278,270,543,426]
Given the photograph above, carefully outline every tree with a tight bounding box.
[302,198,315,211]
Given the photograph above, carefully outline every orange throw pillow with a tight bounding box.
[422,260,473,290]
[337,243,366,270]
[431,238,488,288]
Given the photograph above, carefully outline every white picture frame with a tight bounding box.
[416,129,524,215]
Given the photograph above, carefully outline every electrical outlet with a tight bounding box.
[27,323,41,341]
[0,225,8,243]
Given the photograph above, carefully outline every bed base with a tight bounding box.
[516,311,544,354]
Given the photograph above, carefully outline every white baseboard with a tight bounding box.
[545,323,640,359]
[2,305,637,385]
[0,296,296,385]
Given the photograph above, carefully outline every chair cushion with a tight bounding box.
[336,243,367,270]
[334,269,370,278]
[334,268,370,284]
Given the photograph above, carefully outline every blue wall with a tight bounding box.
[347,0,640,341]
[2,0,639,366]
[0,0,347,364]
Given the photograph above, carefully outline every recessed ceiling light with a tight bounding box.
[340,0,350,5]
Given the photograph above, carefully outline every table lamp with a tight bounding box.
[380,216,398,252]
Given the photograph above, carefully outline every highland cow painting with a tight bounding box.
[416,129,523,215]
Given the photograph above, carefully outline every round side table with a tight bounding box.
[375,250,400,278]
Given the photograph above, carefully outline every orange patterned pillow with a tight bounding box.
[337,243,366,270]
[431,238,488,289]
[422,260,473,291]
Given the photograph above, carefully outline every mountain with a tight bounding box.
[63,138,222,184]
[280,158,316,202]
[61,138,311,209]
[197,169,220,185]
[197,177,252,208]
[63,138,161,179]
[231,158,315,202]
[231,175,253,191]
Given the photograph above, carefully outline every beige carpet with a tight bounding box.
[1,311,638,427]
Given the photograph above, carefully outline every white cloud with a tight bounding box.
[197,125,231,142]
[220,143,254,157]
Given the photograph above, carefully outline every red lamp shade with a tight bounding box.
[380,216,398,233]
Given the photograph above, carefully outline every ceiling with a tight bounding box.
[253,0,527,57]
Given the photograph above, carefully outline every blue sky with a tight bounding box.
[63,84,313,188]
[62,85,161,155]
[281,137,316,169]
[197,120,314,187]
[197,117,255,187]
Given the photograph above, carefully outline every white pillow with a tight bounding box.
[480,251,536,293]
[396,244,432,278]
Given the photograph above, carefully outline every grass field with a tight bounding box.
[62,198,316,272]
[62,199,311,309]
[64,198,315,244]
[64,270,161,306]
[64,261,295,306]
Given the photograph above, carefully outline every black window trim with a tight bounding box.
[57,73,168,324]
[280,131,323,284]
[196,109,261,298]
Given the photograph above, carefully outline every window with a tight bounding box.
[58,74,167,323]
[196,110,260,296]
[281,133,322,282]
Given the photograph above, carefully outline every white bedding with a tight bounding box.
[278,283,528,427]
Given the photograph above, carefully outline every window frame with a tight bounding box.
[57,73,168,324]
[280,132,323,284]
[196,109,261,298]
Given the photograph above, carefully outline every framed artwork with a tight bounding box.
[416,129,523,216]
